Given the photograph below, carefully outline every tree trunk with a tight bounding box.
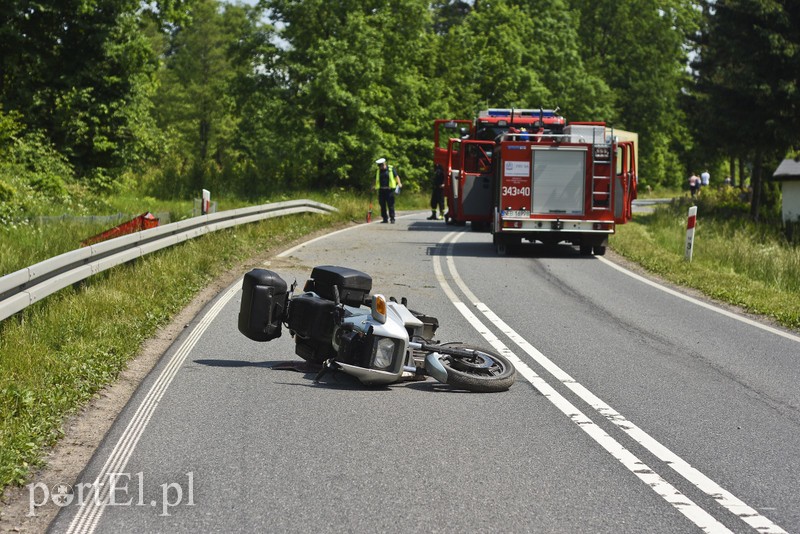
[729,156,735,186]
[749,149,762,221]
[199,118,210,162]
[738,158,746,189]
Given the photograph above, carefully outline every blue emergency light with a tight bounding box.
[482,108,559,118]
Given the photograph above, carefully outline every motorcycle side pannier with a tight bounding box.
[238,269,288,341]
[287,294,335,342]
[308,265,372,306]
[287,295,337,362]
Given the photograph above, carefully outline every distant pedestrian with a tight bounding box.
[374,157,402,224]
[701,170,710,187]
[689,174,700,197]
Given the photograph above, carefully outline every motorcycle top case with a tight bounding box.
[238,269,288,341]
[308,265,372,306]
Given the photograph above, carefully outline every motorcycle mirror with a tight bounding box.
[371,294,387,324]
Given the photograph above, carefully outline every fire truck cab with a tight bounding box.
[433,108,637,256]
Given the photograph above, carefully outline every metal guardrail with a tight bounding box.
[0,199,337,322]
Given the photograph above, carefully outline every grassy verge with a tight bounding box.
[0,192,430,489]
[0,190,430,276]
[611,199,800,330]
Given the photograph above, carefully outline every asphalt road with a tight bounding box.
[48,212,800,533]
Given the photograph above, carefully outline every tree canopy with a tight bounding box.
[1,0,799,216]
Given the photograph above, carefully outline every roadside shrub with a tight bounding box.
[0,180,15,202]
[694,186,750,218]
[0,111,76,224]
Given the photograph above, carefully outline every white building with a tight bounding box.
[772,158,800,224]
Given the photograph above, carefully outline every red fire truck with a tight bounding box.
[433,108,637,256]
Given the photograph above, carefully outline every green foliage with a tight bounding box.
[613,205,800,328]
[692,0,800,159]
[0,109,76,225]
[570,0,700,188]
[1,0,164,185]
[4,0,796,227]
[679,183,783,223]
[688,0,800,218]
[264,0,437,191]
[436,0,613,121]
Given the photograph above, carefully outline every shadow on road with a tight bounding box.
[407,219,601,260]
[425,237,592,260]
[193,358,395,390]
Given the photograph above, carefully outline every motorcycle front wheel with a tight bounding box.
[436,343,516,392]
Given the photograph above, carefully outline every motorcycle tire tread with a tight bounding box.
[439,343,516,393]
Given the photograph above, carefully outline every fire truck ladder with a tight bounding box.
[591,128,613,211]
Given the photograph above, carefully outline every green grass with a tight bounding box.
[611,202,800,330]
[636,184,684,199]
[0,195,201,276]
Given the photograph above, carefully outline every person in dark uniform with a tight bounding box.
[374,157,402,223]
[428,163,445,220]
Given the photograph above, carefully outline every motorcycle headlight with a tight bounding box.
[370,337,401,371]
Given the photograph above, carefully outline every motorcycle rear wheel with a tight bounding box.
[437,343,516,392]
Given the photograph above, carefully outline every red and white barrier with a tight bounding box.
[202,189,211,215]
[685,206,697,261]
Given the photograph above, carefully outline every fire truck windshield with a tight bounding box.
[476,126,506,141]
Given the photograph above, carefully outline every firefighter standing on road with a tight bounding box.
[428,163,445,220]
[375,157,402,224]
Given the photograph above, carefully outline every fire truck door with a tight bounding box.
[434,119,471,171]
[614,141,635,223]
[458,141,494,220]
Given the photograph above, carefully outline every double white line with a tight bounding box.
[433,231,786,534]
[65,283,241,534]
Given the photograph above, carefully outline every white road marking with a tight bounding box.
[597,256,800,344]
[65,283,241,534]
[438,231,787,533]
[433,231,731,533]
[66,220,373,532]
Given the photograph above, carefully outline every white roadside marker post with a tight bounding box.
[685,206,697,261]
[202,189,211,215]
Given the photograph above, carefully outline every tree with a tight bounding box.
[264,0,438,190]
[0,0,187,188]
[224,2,283,197]
[153,0,244,195]
[432,0,472,35]
[570,0,700,188]
[691,0,800,219]
[437,0,613,123]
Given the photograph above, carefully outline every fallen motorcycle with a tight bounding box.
[237,265,516,392]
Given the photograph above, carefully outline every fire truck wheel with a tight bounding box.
[593,245,607,256]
